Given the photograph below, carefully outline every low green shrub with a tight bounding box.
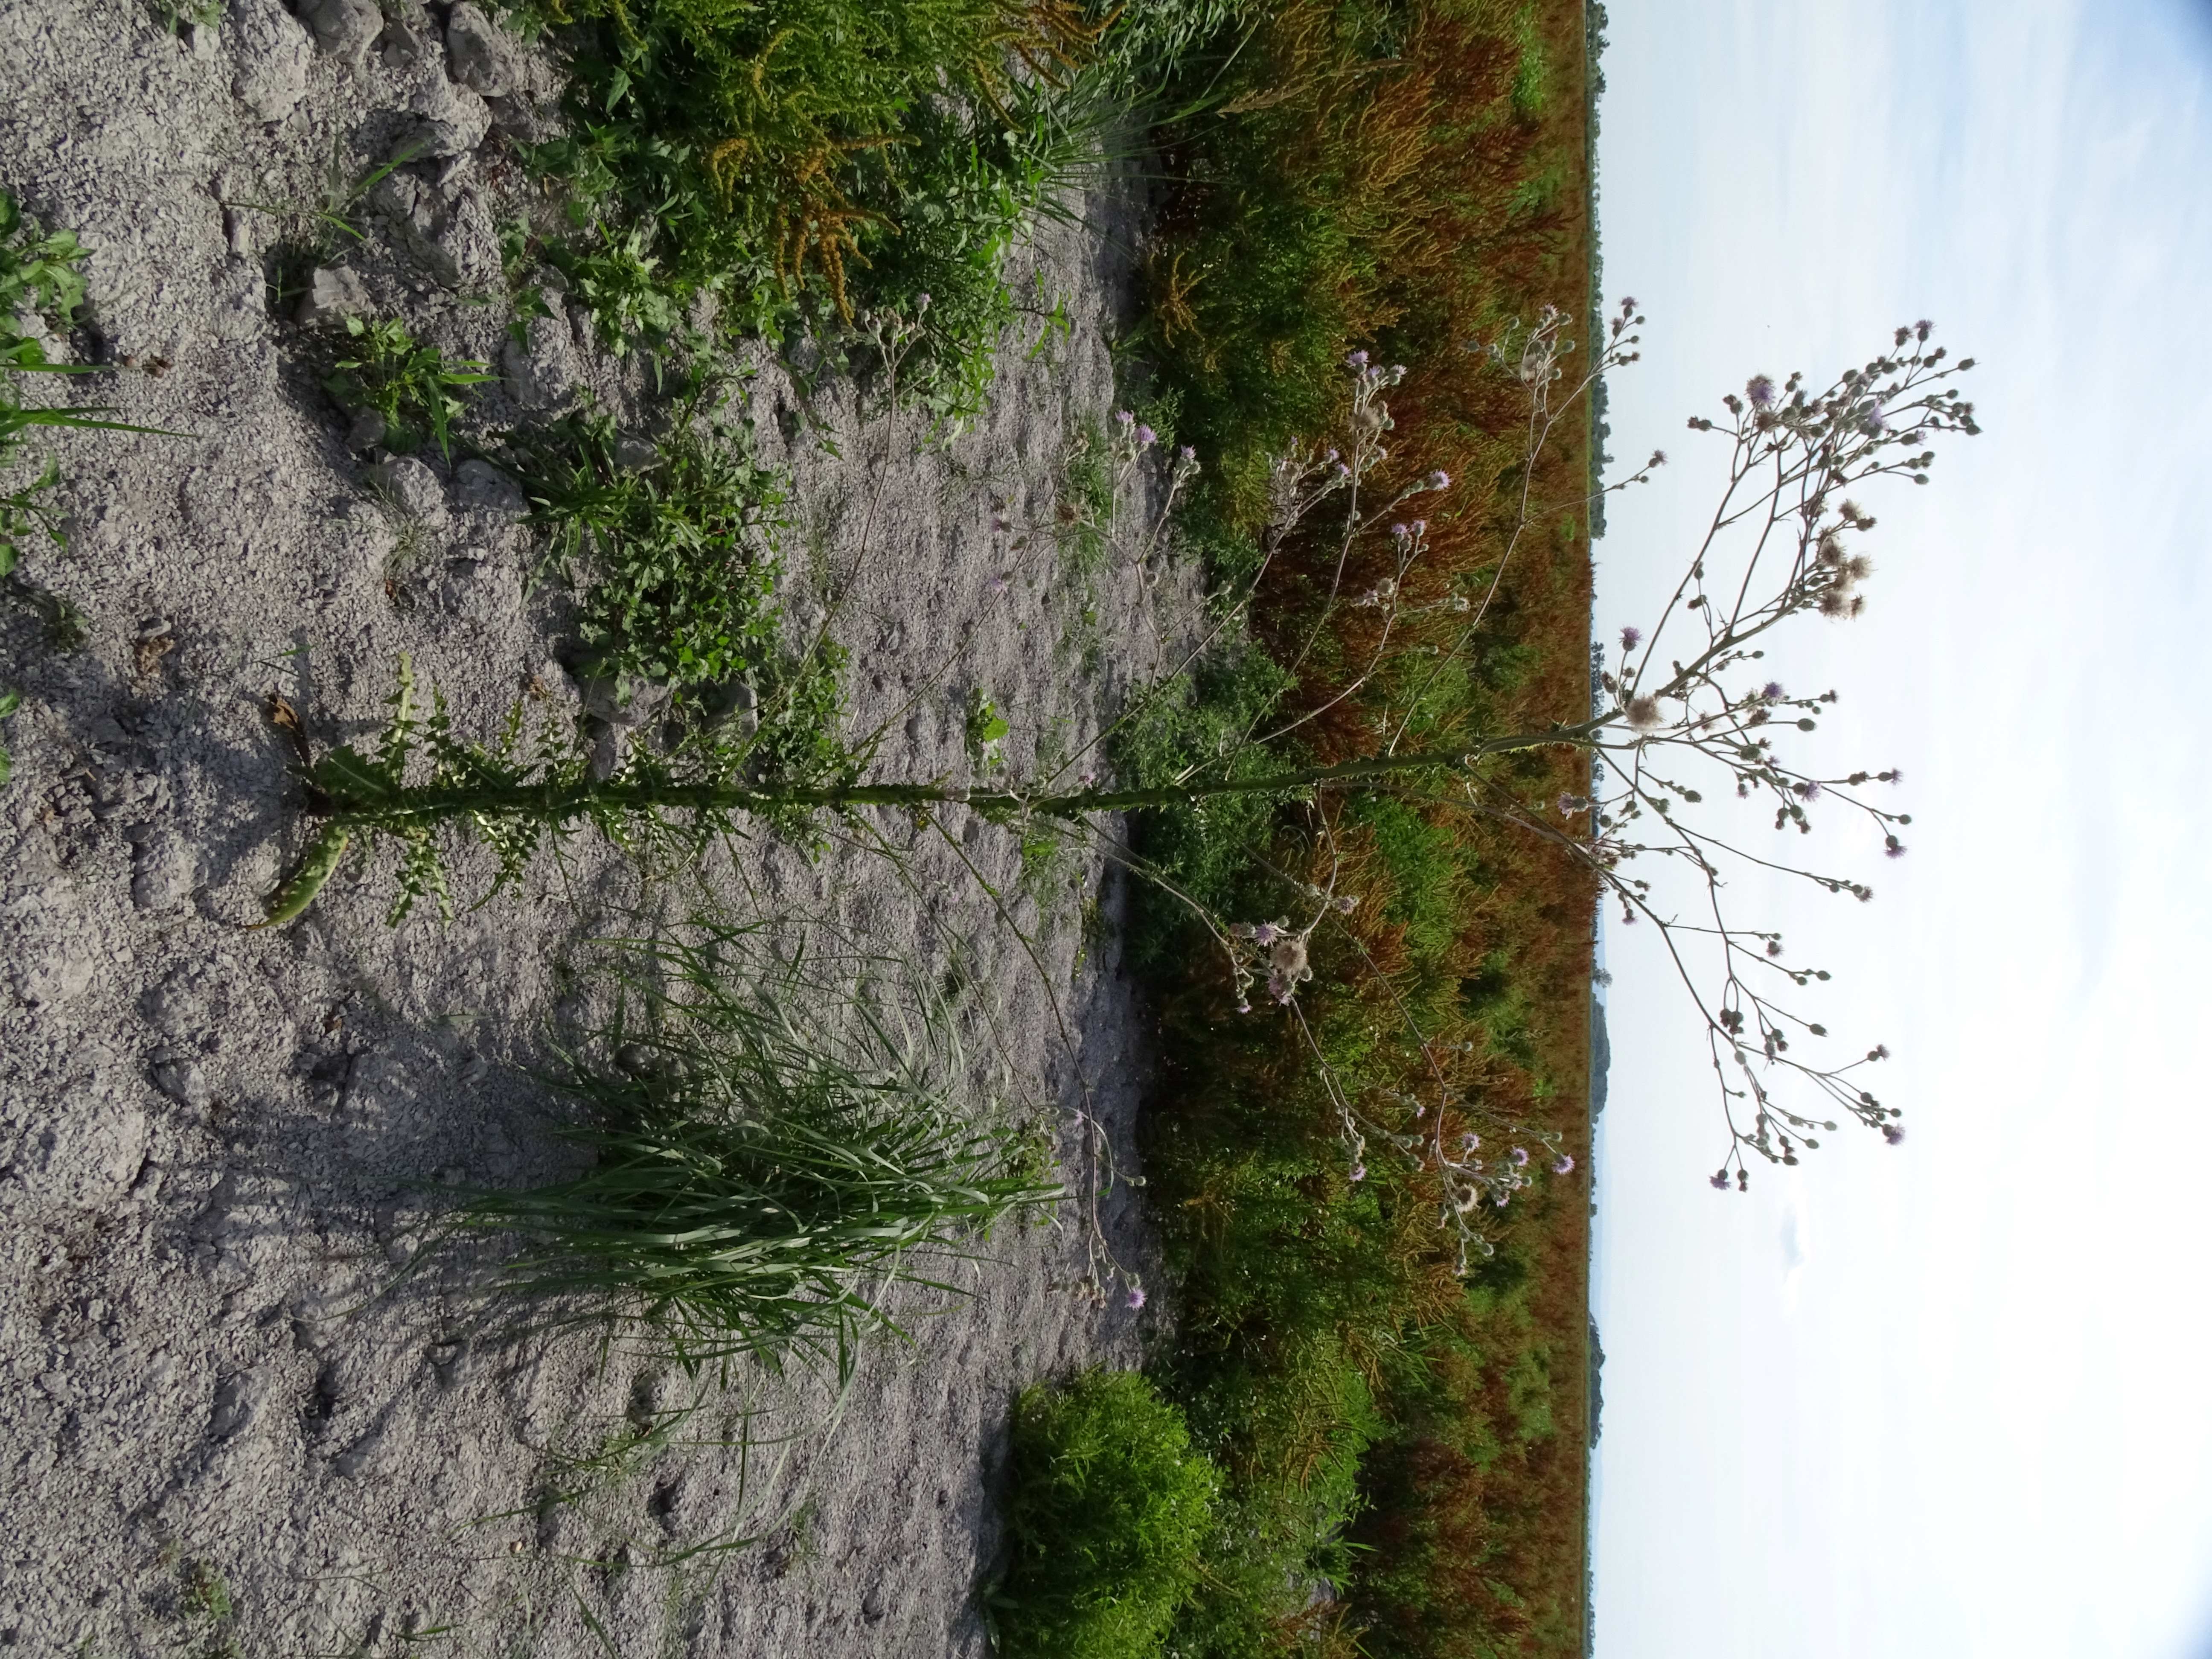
[997,1368,1222,1659]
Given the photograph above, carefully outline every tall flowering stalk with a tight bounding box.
[259,306,1978,1266]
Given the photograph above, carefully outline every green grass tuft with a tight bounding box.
[450,926,1057,1378]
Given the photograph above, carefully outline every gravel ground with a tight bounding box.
[0,2,1190,1651]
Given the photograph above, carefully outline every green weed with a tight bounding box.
[3,190,172,652]
[323,315,492,457]
[964,688,1010,770]
[498,399,788,690]
[493,396,853,796]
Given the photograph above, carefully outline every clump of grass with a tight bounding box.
[450,926,1057,1378]
[3,189,172,652]
[995,1368,1222,1659]
[323,314,492,457]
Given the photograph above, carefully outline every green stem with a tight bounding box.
[323,727,1609,829]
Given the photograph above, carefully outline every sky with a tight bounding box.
[1590,3,2212,1657]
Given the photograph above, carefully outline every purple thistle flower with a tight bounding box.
[1126,1284,1147,1310]
[1252,922,1279,945]
[1746,375,1778,410]
[1179,445,1195,461]
[1349,1163,1367,1183]
[1710,1171,1731,1190]
[1510,1146,1529,1167]
[1459,1131,1480,1152]
[1762,680,1784,700]
[915,291,932,311]
[1882,1124,1906,1146]
[1411,518,1427,534]
[1620,626,1642,651]
[985,573,1010,597]
[1552,1154,1575,1175]
[1424,469,1451,491]
[1135,425,1157,446]
[1794,780,1821,801]
[1346,349,1369,367]
[1115,409,1134,425]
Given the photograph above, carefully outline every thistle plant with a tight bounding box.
[253,302,1978,1271]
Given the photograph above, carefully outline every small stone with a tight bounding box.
[295,265,371,329]
[367,455,448,522]
[578,675,669,730]
[371,173,499,291]
[453,458,526,520]
[152,1056,212,1112]
[333,1420,385,1476]
[378,7,436,70]
[861,1589,888,1622]
[228,0,312,122]
[443,2,519,96]
[144,966,223,1039]
[20,949,94,1008]
[295,0,382,66]
[210,1366,272,1440]
[399,77,493,158]
[344,408,387,451]
[614,434,656,469]
[131,830,197,911]
[499,312,580,410]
